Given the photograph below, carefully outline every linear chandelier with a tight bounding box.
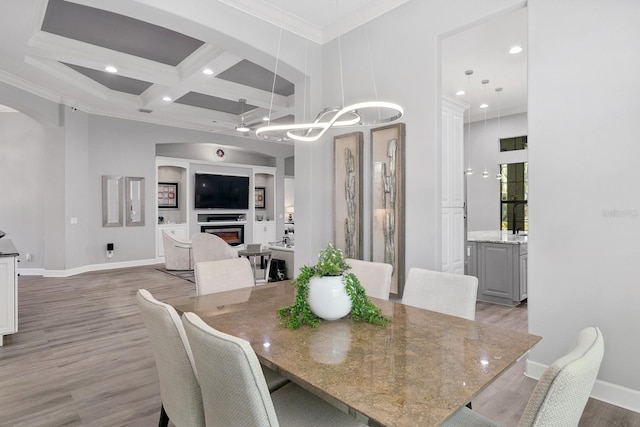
[255,1,403,143]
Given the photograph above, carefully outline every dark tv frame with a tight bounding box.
[194,173,250,210]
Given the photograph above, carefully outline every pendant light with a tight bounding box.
[464,70,473,175]
[481,79,489,178]
[235,99,250,133]
[255,1,403,142]
[495,87,503,179]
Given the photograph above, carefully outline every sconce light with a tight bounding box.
[286,206,294,223]
[107,243,114,259]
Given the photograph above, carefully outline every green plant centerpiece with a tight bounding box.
[277,244,390,329]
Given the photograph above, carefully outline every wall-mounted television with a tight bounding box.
[194,173,250,210]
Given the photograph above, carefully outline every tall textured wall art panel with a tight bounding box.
[334,132,363,259]
[371,123,405,295]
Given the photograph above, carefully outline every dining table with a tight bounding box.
[168,281,541,426]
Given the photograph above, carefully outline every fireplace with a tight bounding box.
[201,224,244,246]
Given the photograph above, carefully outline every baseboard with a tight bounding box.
[17,258,160,278]
[526,359,640,413]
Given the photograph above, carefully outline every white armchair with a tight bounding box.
[162,231,193,271]
[190,233,239,266]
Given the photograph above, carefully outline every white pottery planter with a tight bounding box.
[308,276,352,321]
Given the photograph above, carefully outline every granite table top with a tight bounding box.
[170,282,540,426]
[467,230,528,245]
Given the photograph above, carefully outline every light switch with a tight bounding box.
[70,217,78,224]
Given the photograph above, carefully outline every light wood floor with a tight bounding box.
[0,265,638,426]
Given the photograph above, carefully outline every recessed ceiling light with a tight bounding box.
[456,90,465,96]
[509,46,523,55]
[480,103,488,109]
[202,68,214,75]
[105,65,118,73]
[162,96,172,102]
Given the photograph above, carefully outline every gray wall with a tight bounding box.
[528,0,640,399]
[466,113,528,231]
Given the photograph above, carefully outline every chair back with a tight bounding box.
[518,327,604,427]
[191,233,238,266]
[136,289,205,427]
[401,268,478,320]
[345,258,393,300]
[194,257,255,296]
[182,312,279,426]
[162,231,193,270]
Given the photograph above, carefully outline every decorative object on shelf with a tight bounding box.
[255,1,403,142]
[213,146,226,161]
[277,244,389,329]
[285,206,294,223]
[334,132,363,259]
[102,175,123,227]
[371,123,406,296]
[158,182,178,209]
[125,177,145,226]
[254,186,266,209]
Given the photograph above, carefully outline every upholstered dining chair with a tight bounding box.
[401,268,478,320]
[194,257,255,296]
[136,289,205,427]
[181,311,366,427]
[190,232,239,266]
[162,231,193,271]
[345,258,393,300]
[441,326,605,427]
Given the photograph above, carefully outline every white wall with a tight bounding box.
[466,112,528,231]
[528,0,640,408]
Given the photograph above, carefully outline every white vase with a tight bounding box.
[308,276,352,321]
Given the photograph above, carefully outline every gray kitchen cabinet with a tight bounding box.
[467,238,527,306]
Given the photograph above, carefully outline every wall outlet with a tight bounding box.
[26,253,32,262]
[70,217,78,225]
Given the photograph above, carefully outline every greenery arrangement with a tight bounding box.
[277,244,390,329]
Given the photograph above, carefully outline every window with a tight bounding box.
[500,135,527,152]
[500,162,528,232]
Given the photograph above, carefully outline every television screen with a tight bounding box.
[194,173,250,210]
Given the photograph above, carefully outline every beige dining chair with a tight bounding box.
[441,326,605,427]
[190,233,239,266]
[401,268,478,320]
[136,289,205,427]
[181,311,366,427]
[345,258,393,300]
[194,257,255,295]
[162,231,193,271]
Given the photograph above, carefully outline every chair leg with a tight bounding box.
[158,404,169,427]
[466,401,472,409]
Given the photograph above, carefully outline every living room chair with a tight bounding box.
[441,326,605,427]
[345,258,393,300]
[136,289,205,427]
[162,231,193,271]
[401,268,478,320]
[194,257,255,295]
[181,311,366,427]
[190,232,239,266]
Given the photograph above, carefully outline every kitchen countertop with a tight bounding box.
[0,239,19,256]
[467,230,528,245]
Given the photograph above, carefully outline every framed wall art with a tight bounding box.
[334,131,363,259]
[255,186,266,209]
[158,182,178,209]
[371,123,406,296]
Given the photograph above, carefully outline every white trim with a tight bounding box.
[526,360,640,414]
[18,259,159,278]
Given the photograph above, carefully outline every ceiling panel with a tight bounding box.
[63,63,153,95]
[42,0,204,66]
[175,93,258,115]
[217,60,294,97]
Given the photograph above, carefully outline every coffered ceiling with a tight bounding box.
[0,0,526,140]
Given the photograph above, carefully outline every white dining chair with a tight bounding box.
[181,311,366,427]
[194,257,255,295]
[441,326,605,427]
[345,258,393,300]
[136,289,205,427]
[401,267,478,320]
